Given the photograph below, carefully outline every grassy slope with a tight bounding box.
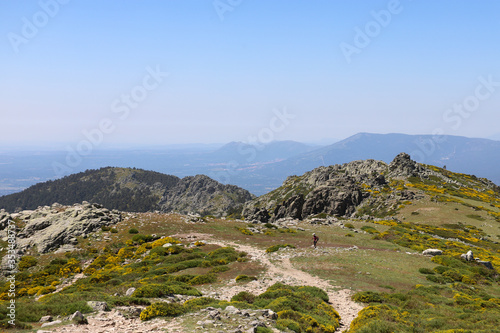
[2,164,500,332]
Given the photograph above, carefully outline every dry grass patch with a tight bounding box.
[292,248,437,293]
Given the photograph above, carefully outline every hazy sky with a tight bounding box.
[1,0,499,148]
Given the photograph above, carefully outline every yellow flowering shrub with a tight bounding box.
[238,227,253,235]
[140,302,186,321]
[117,246,135,259]
[59,258,81,277]
[151,236,181,248]
[36,285,56,296]
[27,286,42,296]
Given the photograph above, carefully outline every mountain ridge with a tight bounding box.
[0,167,254,216]
[256,133,500,190]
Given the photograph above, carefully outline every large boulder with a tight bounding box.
[301,184,364,218]
[477,261,494,270]
[388,153,422,178]
[460,250,474,261]
[273,195,304,220]
[422,249,443,256]
[242,207,270,223]
[70,311,88,325]
[87,301,109,312]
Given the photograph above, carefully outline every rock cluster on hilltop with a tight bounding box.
[159,174,254,217]
[243,153,433,222]
[0,202,121,255]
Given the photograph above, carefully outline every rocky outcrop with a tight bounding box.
[242,153,488,222]
[274,195,304,220]
[460,250,474,261]
[244,207,271,222]
[301,182,364,218]
[70,311,88,325]
[160,175,254,217]
[87,301,109,312]
[387,152,424,178]
[0,202,121,254]
[243,154,421,221]
[422,249,443,256]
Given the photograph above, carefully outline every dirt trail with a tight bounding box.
[44,237,363,333]
[210,241,364,332]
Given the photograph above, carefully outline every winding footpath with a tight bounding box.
[210,240,364,332]
[43,237,363,333]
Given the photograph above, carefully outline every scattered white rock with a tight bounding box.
[422,249,443,256]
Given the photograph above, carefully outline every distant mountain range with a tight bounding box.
[257,133,500,188]
[1,133,499,197]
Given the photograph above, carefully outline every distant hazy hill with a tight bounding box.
[1,135,499,198]
[212,140,317,164]
[0,140,316,197]
[0,167,254,216]
[260,133,500,187]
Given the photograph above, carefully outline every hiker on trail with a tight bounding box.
[313,233,319,248]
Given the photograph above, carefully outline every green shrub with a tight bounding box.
[297,286,329,302]
[255,326,274,333]
[132,234,154,244]
[235,275,257,283]
[101,226,111,231]
[466,214,485,221]
[442,269,464,282]
[207,247,238,259]
[361,226,379,234]
[266,244,295,253]
[276,318,301,332]
[132,283,201,298]
[128,228,139,234]
[209,266,230,274]
[107,297,150,307]
[418,267,435,275]
[16,293,93,321]
[345,223,355,229]
[426,275,453,284]
[434,266,452,275]
[183,297,220,312]
[231,291,256,304]
[110,228,118,233]
[352,291,383,303]
[237,227,253,235]
[140,302,185,320]
[264,223,278,229]
[18,256,38,270]
[189,274,217,285]
[253,283,340,331]
[0,319,32,330]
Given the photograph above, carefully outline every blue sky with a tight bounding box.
[1,0,499,148]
